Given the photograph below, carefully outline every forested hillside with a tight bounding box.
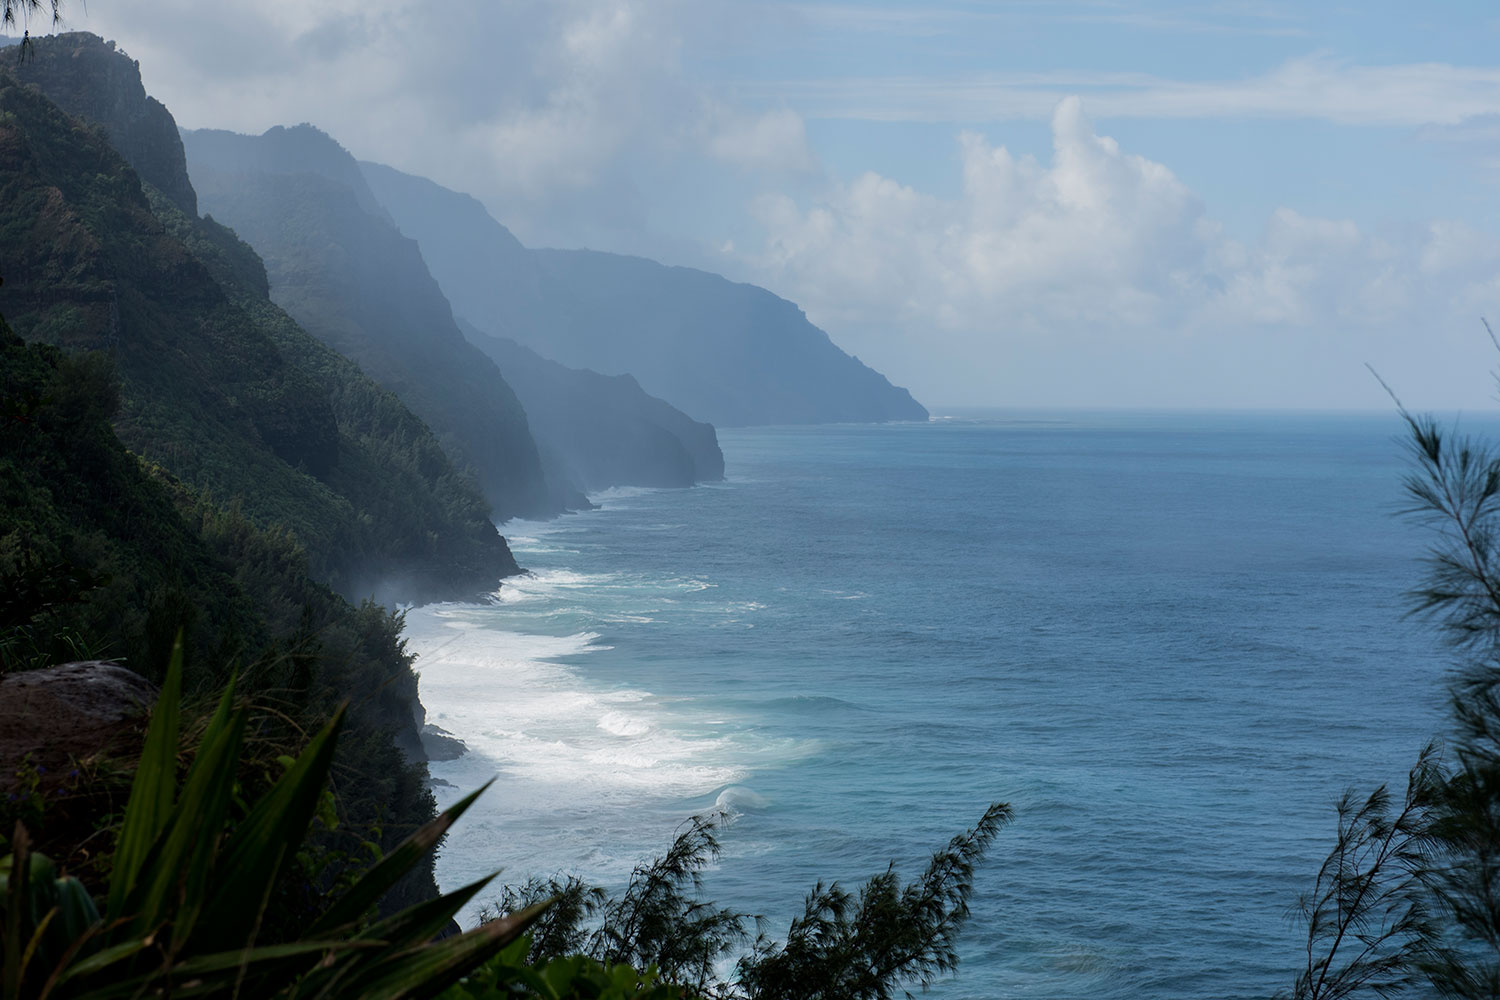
[5,35,520,604]
[181,125,576,517]
[0,34,537,911]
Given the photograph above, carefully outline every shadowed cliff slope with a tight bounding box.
[181,125,574,517]
[456,318,724,491]
[355,162,725,489]
[359,160,928,427]
[5,36,519,602]
[0,310,442,908]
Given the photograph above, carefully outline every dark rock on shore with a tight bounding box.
[419,724,467,762]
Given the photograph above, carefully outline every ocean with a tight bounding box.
[405,410,1473,998]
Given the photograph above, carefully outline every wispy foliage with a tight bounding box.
[482,875,608,967]
[736,801,1011,1000]
[478,802,1010,999]
[1399,413,1500,651]
[1282,748,1439,1000]
[1,0,59,31]
[1285,341,1500,998]
[590,812,749,995]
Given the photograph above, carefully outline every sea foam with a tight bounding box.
[405,603,755,920]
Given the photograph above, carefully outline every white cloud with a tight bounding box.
[742,99,1500,408]
[782,2,1308,39]
[741,54,1500,127]
[48,3,1500,408]
[705,106,816,173]
[69,0,774,246]
[751,98,1210,332]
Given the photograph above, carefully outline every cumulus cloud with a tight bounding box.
[704,106,816,173]
[49,3,1500,407]
[742,99,1500,408]
[71,0,786,246]
[751,98,1211,332]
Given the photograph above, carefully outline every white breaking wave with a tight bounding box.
[404,604,760,919]
[494,568,617,604]
[715,786,770,813]
[587,484,666,503]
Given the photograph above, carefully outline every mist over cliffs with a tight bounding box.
[358,161,930,428]
[456,319,724,491]
[183,124,725,495]
[181,126,572,519]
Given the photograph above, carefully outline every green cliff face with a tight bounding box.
[3,37,519,604]
[0,309,442,902]
[0,38,527,910]
[10,33,199,217]
[0,316,263,678]
[181,125,570,519]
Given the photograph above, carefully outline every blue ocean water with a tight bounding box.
[408,410,1478,999]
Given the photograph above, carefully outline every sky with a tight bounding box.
[29,0,1500,410]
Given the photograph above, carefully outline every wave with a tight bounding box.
[587,484,667,503]
[750,694,868,714]
[715,785,770,813]
[405,602,774,917]
[494,568,620,604]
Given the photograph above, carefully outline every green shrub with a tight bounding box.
[0,642,543,999]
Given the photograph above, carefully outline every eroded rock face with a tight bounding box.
[0,662,155,792]
[418,724,467,763]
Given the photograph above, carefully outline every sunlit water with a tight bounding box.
[407,410,1481,998]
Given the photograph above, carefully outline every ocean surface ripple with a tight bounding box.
[409,411,1474,999]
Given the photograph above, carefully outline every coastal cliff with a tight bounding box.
[460,320,725,491]
[181,124,578,518]
[359,160,929,428]
[8,34,521,603]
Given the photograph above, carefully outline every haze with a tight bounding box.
[63,0,1500,411]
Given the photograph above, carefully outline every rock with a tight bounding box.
[419,724,467,762]
[0,662,156,792]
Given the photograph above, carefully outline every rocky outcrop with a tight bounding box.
[418,724,467,763]
[0,663,154,793]
[13,33,198,217]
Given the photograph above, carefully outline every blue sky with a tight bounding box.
[51,1,1500,409]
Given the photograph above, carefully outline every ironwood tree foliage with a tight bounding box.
[1,0,59,31]
[473,803,1011,999]
[1286,377,1500,998]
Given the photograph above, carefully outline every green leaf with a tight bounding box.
[352,874,498,953]
[332,901,548,1000]
[107,634,183,919]
[3,824,31,1000]
[306,779,495,939]
[64,940,374,1000]
[193,705,346,952]
[119,679,245,946]
[50,937,152,990]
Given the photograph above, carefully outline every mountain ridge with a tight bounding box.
[6,35,520,603]
[181,125,573,519]
[358,159,929,428]
[185,125,724,498]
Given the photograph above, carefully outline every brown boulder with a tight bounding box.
[0,662,156,793]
